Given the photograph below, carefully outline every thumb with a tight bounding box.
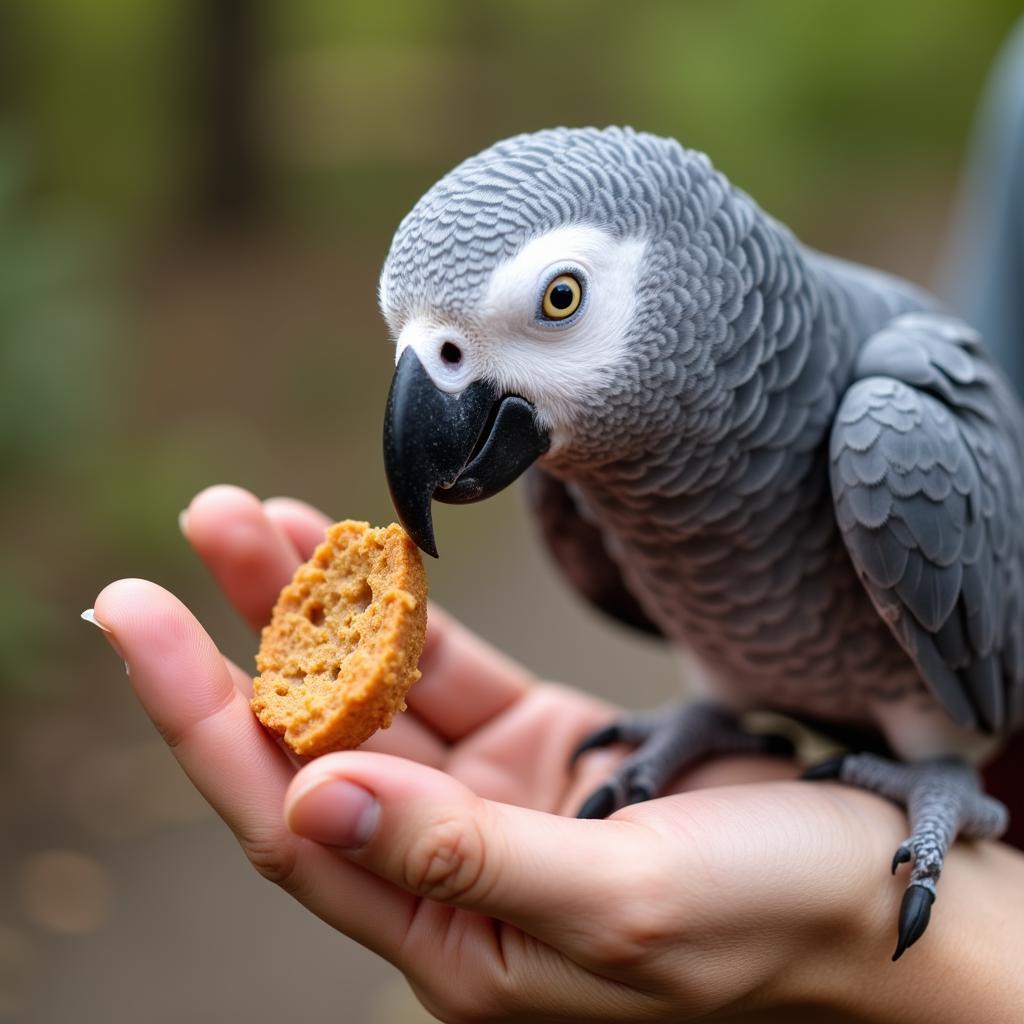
[284,751,663,944]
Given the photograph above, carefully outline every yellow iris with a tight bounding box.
[541,274,582,320]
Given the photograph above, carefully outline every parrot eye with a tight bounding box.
[541,273,583,321]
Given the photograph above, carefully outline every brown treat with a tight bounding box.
[251,521,427,756]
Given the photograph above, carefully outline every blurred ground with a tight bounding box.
[1,1,1022,1020]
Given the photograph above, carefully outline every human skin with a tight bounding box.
[88,485,1024,1023]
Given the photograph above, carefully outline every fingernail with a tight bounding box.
[81,608,111,633]
[178,508,189,538]
[81,608,130,675]
[287,778,379,849]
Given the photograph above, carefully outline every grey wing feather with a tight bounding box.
[524,467,665,639]
[831,313,1024,734]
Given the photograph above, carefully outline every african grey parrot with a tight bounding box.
[378,126,1024,960]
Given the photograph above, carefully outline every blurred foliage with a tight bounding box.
[0,134,113,482]
[0,131,118,692]
[3,3,1024,1019]
[4,0,190,220]
[5,0,1021,235]
[0,0,1019,688]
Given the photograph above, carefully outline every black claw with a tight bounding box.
[801,756,847,781]
[570,724,624,766]
[625,781,655,806]
[760,733,796,758]
[576,784,620,820]
[892,885,935,961]
[891,846,912,875]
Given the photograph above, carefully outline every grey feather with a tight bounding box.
[831,315,1024,735]
[382,126,1024,759]
[523,467,664,639]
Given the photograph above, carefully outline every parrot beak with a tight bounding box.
[383,348,550,557]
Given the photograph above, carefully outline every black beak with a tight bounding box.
[383,348,549,557]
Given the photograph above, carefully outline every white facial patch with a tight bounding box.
[478,225,646,437]
[386,224,647,448]
[393,317,477,395]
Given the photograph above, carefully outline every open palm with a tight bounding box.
[90,485,1016,1023]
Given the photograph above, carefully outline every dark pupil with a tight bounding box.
[549,282,575,310]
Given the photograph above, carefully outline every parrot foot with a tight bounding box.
[572,702,794,819]
[802,752,1008,960]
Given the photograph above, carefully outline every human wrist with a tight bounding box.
[744,785,915,1014]
[794,793,1024,1022]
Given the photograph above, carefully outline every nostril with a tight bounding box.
[440,341,463,366]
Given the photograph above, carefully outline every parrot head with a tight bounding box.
[380,126,725,556]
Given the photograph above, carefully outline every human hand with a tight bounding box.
[89,486,1024,1023]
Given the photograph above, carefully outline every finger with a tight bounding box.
[90,579,418,959]
[94,578,297,835]
[408,606,533,741]
[263,496,332,560]
[225,655,255,699]
[284,751,665,951]
[190,488,530,742]
[449,684,619,810]
[188,488,518,751]
[674,755,799,790]
[183,484,302,631]
[260,498,533,741]
[195,490,448,757]
[359,713,446,768]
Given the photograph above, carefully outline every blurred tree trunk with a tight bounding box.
[0,5,24,119]
[191,0,266,227]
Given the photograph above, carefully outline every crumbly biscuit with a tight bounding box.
[251,521,427,756]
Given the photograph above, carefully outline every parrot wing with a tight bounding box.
[830,313,1024,734]
[524,466,665,638]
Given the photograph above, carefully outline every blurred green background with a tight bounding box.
[1,1,1021,1020]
